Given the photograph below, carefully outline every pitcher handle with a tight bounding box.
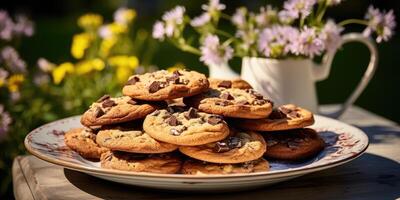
[317,33,379,118]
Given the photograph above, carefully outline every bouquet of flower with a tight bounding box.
[152,0,396,67]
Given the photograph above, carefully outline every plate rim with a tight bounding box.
[24,114,369,180]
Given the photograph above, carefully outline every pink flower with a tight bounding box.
[1,46,27,73]
[200,34,233,66]
[13,15,34,37]
[0,68,8,82]
[255,6,278,28]
[363,6,396,43]
[0,11,14,41]
[320,20,343,52]
[202,0,226,12]
[258,25,299,57]
[232,7,248,29]
[152,21,165,40]
[37,58,55,72]
[155,6,186,38]
[282,0,317,20]
[191,13,211,27]
[0,104,12,141]
[293,26,325,58]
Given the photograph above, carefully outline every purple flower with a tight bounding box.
[258,25,299,57]
[255,6,278,28]
[33,72,50,86]
[162,6,185,37]
[282,0,317,20]
[320,20,343,52]
[0,104,12,141]
[191,13,211,27]
[0,68,9,82]
[1,46,27,73]
[202,0,226,12]
[0,10,14,41]
[13,15,34,37]
[363,6,396,43]
[232,7,248,29]
[293,26,325,58]
[200,34,233,66]
[152,21,165,40]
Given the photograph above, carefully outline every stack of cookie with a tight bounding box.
[64,69,324,175]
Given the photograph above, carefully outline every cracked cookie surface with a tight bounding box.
[179,130,266,163]
[184,88,273,119]
[80,95,159,126]
[122,70,209,101]
[100,151,182,174]
[263,128,325,160]
[143,106,229,146]
[64,128,108,159]
[236,104,314,131]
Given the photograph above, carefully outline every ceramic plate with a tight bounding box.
[25,115,368,191]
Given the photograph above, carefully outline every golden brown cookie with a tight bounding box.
[184,88,273,119]
[100,151,182,174]
[122,70,209,101]
[143,106,230,146]
[96,124,178,154]
[182,158,269,175]
[208,78,253,89]
[235,104,314,131]
[263,128,325,161]
[179,130,266,164]
[64,128,108,159]
[80,95,160,127]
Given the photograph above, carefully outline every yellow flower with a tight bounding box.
[100,23,128,39]
[7,74,24,92]
[108,55,139,69]
[108,55,139,83]
[78,13,103,29]
[52,62,74,84]
[99,38,117,57]
[75,59,105,75]
[71,33,92,59]
[167,63,185,72]
[114,8,136,25]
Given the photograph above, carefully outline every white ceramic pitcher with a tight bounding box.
[241,33,378,118]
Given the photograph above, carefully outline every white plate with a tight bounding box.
[25,115,368,191]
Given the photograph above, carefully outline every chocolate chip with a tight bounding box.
[269,109,286,119]
[94,107,105,118]
[253,99,267,105]
[102,99,116,108]
[279,107,300,119]
[207,115,223,125]
[96,95,110,103]
[215,101,229,106]
[227,137,243,148]
[170,128,182,136]
[127,99,136,105]
[105,153,113,161]
[217,80,232,88]
[166,116,179,126]
[267,139,279,147]
[253,93,264,100]
[173,70,182,76]
[149,81,165,93]
[126,76,140,85]
[184,107,198,120]
[287,141,300,149]
[167,106,185,113]
[220,92,234,100]
[236,100,249,105]
[166,72,180,83]
[214,142,230,152]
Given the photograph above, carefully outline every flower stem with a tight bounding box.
[220,13,231,21]
[338,19,369,27]
[215,29,234,38]
[168,40,201,55]
[316,1,327,23]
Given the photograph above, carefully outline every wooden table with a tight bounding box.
[12,106,400,200]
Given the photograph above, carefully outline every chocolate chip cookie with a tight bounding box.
[182,158,269,175]
[235,104,314,131]
[184,88,273,119]
[143,106,230,146]
[179,130,266,163]
[96,124,178,154]
[208,78,253,89]
[80,95,160,126]
[264,128,325,161]
[100,151,182,174]
[64,128,108,159]
[122,70,209,101]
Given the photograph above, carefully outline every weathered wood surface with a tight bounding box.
[13,106,400,200]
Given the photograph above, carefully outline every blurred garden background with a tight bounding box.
[0,0,399,198]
